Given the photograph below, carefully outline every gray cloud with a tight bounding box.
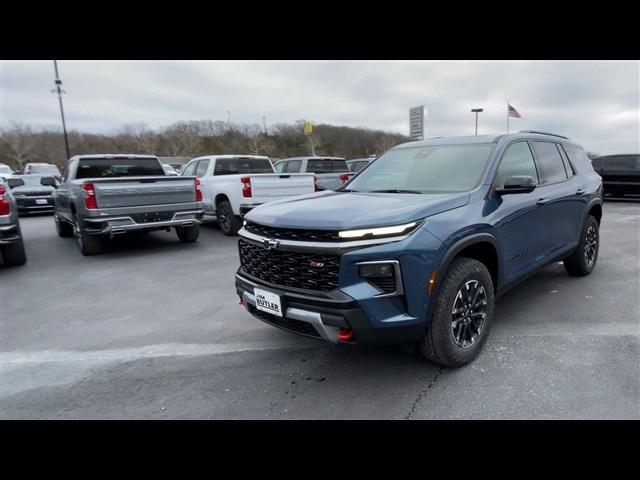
[1,60,638,155]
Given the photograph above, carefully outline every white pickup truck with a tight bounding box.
[180,155,316,235]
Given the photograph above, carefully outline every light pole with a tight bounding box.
[51,60,71,159]
[471,108,483,136]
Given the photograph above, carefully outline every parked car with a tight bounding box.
[591,154,639,197]
[347,157,374,173]
[162,164,179,176]
[0,178,27,266]
[180,155,316,236]
[274,157,349,191]
[0,163,15,181]
[236,131,602,367]
[7,175,58,215]
[53,154,204,255]
[24,163,61,178]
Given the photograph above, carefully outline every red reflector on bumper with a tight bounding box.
[337,328,353,341]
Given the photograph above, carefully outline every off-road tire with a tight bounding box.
[55,215,74,238]
[419,257,495,368]
[216,200,242,236]
[74,219,104,256]
[2,236,27,266]
[564,215,599,276]
[176,223,200,243]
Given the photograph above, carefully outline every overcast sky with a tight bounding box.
[1,60,638,155]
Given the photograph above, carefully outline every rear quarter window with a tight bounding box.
[562,144,594,173]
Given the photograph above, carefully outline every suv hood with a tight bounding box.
[245,191,469,230]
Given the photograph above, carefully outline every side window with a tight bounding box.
[532,141,568,183]
[563,144,593,173]
[557,145,574,178]
[495,141,539,187]
[284,160,302,173]
[181,161,198,177]
[274,162,285,173]
[195,159,210,177]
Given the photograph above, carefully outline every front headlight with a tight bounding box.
[338,220,423,239]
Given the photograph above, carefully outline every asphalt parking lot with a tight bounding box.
[1,200,639,419]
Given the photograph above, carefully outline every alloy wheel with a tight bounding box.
[584,225,598,267]
[451,280,487,348]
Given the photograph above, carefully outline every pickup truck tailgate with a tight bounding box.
[250,174,315,198]
[91,177,197,208]
[315,173,347,191]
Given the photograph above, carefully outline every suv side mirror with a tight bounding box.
[495,175,537,195]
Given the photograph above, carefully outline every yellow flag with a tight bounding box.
[303,120,313,136]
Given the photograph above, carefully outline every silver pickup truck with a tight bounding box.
[274,157,350,191]
[53,154,204,255]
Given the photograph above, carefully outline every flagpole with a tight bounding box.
[506,100,510,134]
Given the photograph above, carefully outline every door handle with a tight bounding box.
[536,198,550,206]
[576,189,586,195]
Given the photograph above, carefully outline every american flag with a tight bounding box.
[508,104,522,118]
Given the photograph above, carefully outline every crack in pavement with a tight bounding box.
[404,366,444,420]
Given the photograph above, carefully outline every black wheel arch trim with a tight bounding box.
[583,197,603,225]
[427,233,500,321]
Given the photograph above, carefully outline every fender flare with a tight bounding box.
[582,197,603,225]
[426,232,501,321]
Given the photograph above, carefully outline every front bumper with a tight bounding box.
[235,272,426,346]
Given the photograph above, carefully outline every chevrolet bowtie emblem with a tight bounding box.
[263,238,280,250]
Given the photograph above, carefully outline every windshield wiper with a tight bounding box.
[338,188,360,192]
[369,189,422,194]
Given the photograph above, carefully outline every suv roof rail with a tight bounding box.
[518,130,569,140]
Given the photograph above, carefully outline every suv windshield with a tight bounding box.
[346,144,496,193]
[27,164,60,175]
[76,158,164,178]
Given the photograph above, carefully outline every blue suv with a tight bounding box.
[235,131,603,367]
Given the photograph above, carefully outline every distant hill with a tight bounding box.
[0,120,409,171]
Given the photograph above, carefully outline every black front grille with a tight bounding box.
[249,306,321,338]
[17,198,53,207]
[238,238,340,292]
[245,221,340,242]
[22,191,53,197]
[130,211,174,224]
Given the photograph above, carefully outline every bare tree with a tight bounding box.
[374,136,400,155]
[306,133,323,156]
[244,125,274,156]
[120,123,159,154]
[1,123,36,171]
